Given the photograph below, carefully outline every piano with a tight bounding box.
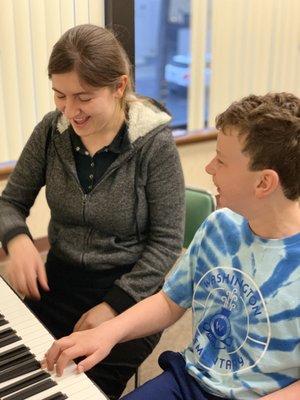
[0,276,107,399]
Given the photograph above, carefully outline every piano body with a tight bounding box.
[0,276,107,399]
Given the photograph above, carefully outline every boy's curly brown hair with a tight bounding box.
[216,93,300,200]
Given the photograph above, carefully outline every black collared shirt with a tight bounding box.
[70,123,130,193]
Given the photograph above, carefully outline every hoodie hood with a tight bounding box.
[56,96,172,144]
[127,96,171,142]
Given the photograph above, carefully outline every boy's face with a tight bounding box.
[206,128,260,216]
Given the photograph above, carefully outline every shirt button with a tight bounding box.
[88,185,92,190]
[91,162,95,167]
[85,151,89,156]
[89,174,94,180]
[76,146,80,152]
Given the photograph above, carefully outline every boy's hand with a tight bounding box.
[6,234,49,299]
[73,302,117,331]
[43,324,116,375]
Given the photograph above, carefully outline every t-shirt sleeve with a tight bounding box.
[163,220,208,309]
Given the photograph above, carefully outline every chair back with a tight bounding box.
[184,187,216,248]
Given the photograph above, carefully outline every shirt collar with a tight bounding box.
[70,122,130,156]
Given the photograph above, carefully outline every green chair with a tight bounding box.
[133,187,215,389]
[184,187,216,248]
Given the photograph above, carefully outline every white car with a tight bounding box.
[165,53,211,94]
[165,55,190,92]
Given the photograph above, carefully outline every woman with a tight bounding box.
[0,24,185,399]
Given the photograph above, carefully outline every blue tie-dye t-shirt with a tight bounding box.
[163,208,300,399]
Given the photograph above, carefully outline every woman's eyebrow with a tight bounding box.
[52,87,92,95]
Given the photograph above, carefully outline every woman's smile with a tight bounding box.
[72,115,90,128]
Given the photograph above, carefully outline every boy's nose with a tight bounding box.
[205,159,215,175]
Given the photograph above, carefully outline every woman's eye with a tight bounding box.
[78,97,91,102]
[217,158,224,165]
[55,94,65,99]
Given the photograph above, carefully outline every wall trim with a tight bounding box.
[0,129,217,181]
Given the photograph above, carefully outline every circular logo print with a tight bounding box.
[192,267,270,375]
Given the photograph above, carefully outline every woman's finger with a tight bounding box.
[37,259,49,292]
[26,271,41,300]
[73,315,85,332]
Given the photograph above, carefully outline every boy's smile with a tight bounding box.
[206,128,260,217]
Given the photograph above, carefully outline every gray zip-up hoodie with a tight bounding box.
[0,98,185,312]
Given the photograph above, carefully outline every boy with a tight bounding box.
[44,93,300,399]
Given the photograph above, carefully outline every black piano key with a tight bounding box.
[0,370,50,397]
[0,327,16,337]
[0,351,32,369]
[4,378,57,400]
[0,318,8,327]
[0,358,40,383]
[42,393,68,400]
[0,328,21,348]
[0,352,34,371]
[0,345,30,363]
[0,327,16,339]
[0,334,21,348]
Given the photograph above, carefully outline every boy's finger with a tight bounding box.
[46,339,69,370]
[55,344,87,376]
[49,337,77,369]
[77,349,107,372]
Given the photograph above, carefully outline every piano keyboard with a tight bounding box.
[0,276,107,399]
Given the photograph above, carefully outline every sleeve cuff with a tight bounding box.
[103,284,137,314]
[2,227,33,254]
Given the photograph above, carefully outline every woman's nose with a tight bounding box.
[63,99,79,119]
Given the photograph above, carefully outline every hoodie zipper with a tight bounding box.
[82,193,87,223]
[81,193,96,265]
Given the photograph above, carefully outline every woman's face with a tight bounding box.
[51,70,124,138]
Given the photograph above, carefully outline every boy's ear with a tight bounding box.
[255,169,279,198]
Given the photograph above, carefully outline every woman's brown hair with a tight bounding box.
[48,24,134,111]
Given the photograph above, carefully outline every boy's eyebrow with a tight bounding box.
[52,87,92,95]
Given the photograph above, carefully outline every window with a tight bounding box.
[1,0,300,166]
[135,0,191,128]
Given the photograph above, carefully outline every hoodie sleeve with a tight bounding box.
[0,112,54,252]
[104,129,185,312]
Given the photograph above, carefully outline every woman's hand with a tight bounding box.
[43,323,117,375]
[73,302,117,331]
[6,234,49,299]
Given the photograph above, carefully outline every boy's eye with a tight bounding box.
[217,158,224,165]
[55,94,65,99]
